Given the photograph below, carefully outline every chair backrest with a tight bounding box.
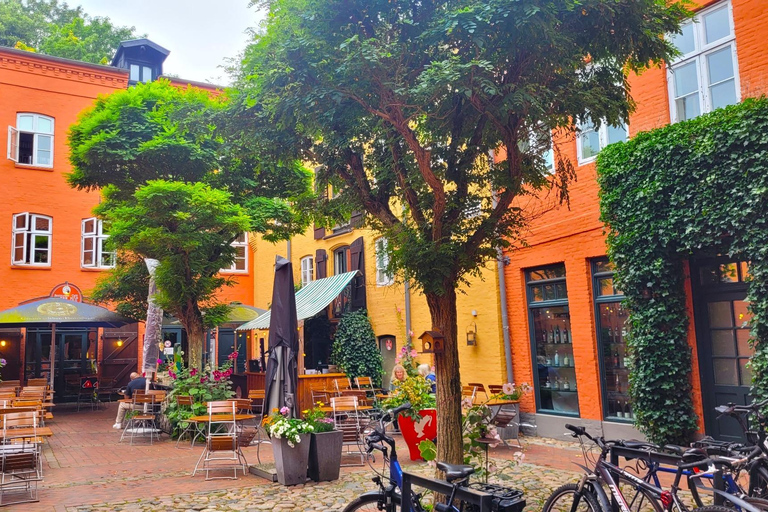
[26,378,48,387]
[247,389,265,400]
[11,399,41,409]
[354,376,373,390]
[461,385,477,403]
[491,406,518,428]
[487,384,504,396]
[468,382,488,401]
[334,377,352,392]
[2,452,37,472]
[330,395,358,411]
[175,395,195,407]
[133,394,157,405]
[232,398,252,414]
[4,411,37,430]
[0,380,20,389]
[207,400,236,416]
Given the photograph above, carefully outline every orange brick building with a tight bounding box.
[504,0,768,439]
[0,40,255,399]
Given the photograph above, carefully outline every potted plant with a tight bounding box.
[303,402,342,482]
[262,406,315,485]
[383,376,436,460]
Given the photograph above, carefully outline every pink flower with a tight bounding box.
[280,406,290,416]
[156,359,162,364]
[190,368,197,376]
[169,370,176,379]
[461,396,474,409]
[408,330,414,337]
[410,349,418,358]
[401,347,408,354]
[502,383,515,395]
[228,351,238,360]
[200,376,208,383]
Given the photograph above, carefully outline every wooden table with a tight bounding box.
[0,427,53,441]
[188,414,256,423]
[319,405,372,414]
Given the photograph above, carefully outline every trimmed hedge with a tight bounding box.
[598,97,768,445]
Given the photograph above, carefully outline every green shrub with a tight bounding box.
[332,310,383,387]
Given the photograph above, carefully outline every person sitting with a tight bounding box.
[418,364,436,393]
[390,364,407,391]
[113,372,147,429]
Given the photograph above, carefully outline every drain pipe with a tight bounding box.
[491,150,514,384]
[404,278,412,346]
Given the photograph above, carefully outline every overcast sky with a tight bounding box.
[73,0,265,85]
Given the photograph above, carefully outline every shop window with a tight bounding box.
[301,256,314,286]
[12,213,52,266]
[222,233,248,273]
[375,238,393,286]
[592,258,632,422]
[81,218,115,269]
[668,1,738,123]
[527,263,579,416]
[7,113,54,167]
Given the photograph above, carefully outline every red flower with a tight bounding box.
[190,368,197,376]
[228,351,238,360]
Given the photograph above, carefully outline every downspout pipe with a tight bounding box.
[404,278,412,346]
[491,150,514,384]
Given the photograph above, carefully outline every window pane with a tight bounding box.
[671,22,696,55]
[554,282,568,299]
[543,146,555,171]
[34,216,50,231]
[130,64,140,81]
[14,214,27,230]
[733,301,752,328]
[579,129,600,159]
[543,284,555,301]
[234,233,246,243]
[674,61,699,96]
[33,234,49,251]
[676,94,701,121]
[740,358,753,386]
[736,329,753,357]
[37,149,52,166]
[83,237,94,252]
[713,359,738,385]
[711,330,735,356]
[701,263,739,284]
[710,80,737,110]
[528,265,566,281]
[531,285,544,302]
[703,7,731,45]
[36,116,53,134]
[708,302,733,328]
[597,277,614,297]
[707,47,735,85]
[83,219,95,234]
[83,246,94,266]
[17,115,34,132]
[142,66,152,82]
[234,258,246,271]
[594,260,614,274]
[606,124,628,145]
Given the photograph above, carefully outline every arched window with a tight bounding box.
[300,256,314,286]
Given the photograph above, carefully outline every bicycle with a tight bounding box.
[542,424,760,512]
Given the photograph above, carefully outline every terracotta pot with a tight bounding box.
[398,409,437,461]
[272,433,310,485]
[307,430,343,482]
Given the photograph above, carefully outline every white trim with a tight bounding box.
[300,256,314,287]
[576,120,628,166]
[7,126,18,163]
[375,237,394,286]
[81,218,115,269]
[666,0,739,123]
[11,213,52,267]
[221,233,248,273]
[12,113,54,168]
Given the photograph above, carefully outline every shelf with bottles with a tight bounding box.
[541,349,575,368]
[606,398,635,421]
[540,375,577,392]
[541,363,576,370]
[538,324,572,345]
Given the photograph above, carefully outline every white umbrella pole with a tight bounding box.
[49,323,56,390]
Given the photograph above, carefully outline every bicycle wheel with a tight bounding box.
[750,465,768,499]
[617,477,664,512]
[343,492,404,512]
[543,483,602,512]
[692,506,741,512]
[744,497,768,511]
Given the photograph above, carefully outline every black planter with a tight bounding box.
[307,430,343,482]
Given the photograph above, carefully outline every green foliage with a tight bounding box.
[383,376,436,420]
[0,0,139,63]
[598,97,768,445]
[331,310,383,387]
[301,403,335,433]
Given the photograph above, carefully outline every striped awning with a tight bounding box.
[237,271,359,330]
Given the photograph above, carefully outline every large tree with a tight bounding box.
[69,79,313,367]
[233,0,687,465]
[0,0,139,64]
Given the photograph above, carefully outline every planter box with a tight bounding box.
[398,409,437,461]
[308,430,343,482]
[272,434,310,486]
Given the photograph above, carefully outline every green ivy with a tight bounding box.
[598,97,768,445]
[331,310,384,388]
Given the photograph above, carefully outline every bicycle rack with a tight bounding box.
[400,471,495,511]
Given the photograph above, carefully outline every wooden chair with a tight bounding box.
[487,384,504,396]
[331,396,366,466]
[467,382,488,402]
[354,376,374,390]
[0,381,20,390]
[120,394,161,445]
[193,401,245,480]
[308,381,330,406]
[3,411,43,449]
[490,405,521,449]
[174,395,204,449]
[0,428,41,506]
[247,389,270,464]
[25,379,47,387]
[333,377,352,394]
[461,385,477,406]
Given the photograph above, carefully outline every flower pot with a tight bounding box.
[271,434,311,485]
[307,430,343,482]
[398,409,437,461]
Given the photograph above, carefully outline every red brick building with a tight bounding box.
[504,0,768,439]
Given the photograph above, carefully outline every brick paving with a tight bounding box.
[11,404,595,511]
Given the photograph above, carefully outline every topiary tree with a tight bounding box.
[332,310,383,387]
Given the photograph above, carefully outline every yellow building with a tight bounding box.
[248,217,510,389]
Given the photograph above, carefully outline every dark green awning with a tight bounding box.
[0,298,132,327]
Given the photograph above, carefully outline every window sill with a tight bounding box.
[14,164,54,172]
[577,156,597,167]
[11,264,51,270]
[376,282,394,287]
[80,267,112,272]
[220,270,249,276]
[323,227,354,240]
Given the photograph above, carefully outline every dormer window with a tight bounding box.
[7,113,54,168]
[129,64,153,83]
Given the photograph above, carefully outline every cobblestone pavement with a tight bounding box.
[64,460,578,511]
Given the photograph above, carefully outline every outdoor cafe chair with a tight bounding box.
[193,401,245,480]
[308,381,330,405]
[487,384,504,396]
[120,394,161,445]
[76,376,99,412]
[333,377,352,395]
[0,418,42,507]
[2,411,43,451]
[467,382,489,402]
[25,378,47,387]
[331,396,366,466]
[246,390,271,464]
[174,395,204,449]
[461,385,477,406]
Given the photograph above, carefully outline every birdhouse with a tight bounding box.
[419,330,444,354]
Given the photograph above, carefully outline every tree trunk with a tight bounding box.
[183,315,205,370]
[425,288,463,467]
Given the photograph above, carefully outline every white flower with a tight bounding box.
[502,383,515,395]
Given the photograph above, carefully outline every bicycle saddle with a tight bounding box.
[681,447,708,463]
[437,462,475,482]
[620,440,658,450]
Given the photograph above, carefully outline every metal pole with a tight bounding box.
[404,279,412,345]
[49,323,56,390]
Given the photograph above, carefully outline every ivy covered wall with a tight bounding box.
[598,97,768,444]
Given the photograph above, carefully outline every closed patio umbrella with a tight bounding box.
[263,256,299,418]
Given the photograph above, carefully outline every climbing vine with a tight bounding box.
[332,310,384,387]
[598,97,768,445]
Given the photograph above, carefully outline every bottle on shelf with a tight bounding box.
[544,376,551,388]
[613,350,620,368]
[554,325,561,344]
[563,378,570,391]
[608,327,614,342]
[614,374,621,393]
[548,328,554,343]
[562,353,570,367]
[542,329,548,344]
[552,377,560,390]
[562,328,569,344]
[554,351,560,367]
[617,400,625,418]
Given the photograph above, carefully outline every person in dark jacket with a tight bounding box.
[113,372,146,429]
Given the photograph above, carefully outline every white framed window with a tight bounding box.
[334,246,349,275]
[12,213,52,266]
[7,113,54,167]
[520,127,556,174]
[375,237,394,286]
[577,119,628,164]
[667,1,738,123]
[222,233,248,273]
[300,256,314,286]
[129,64,153,83]
[81,218,115,269]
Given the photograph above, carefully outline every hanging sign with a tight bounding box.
[49,282,83,302]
